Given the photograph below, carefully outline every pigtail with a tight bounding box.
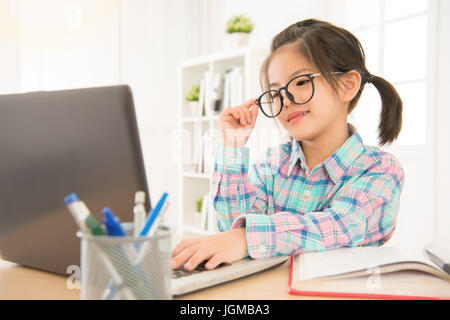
[370,75,403,145]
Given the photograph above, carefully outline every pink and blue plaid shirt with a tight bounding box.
[211,124,405,259]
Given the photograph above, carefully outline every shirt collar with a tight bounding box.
[286,137,307,177]
[286,123,365,183]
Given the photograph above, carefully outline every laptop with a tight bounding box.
[0,85,150,275]
[171,251,288,296]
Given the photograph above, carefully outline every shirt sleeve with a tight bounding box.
[211,145,272,232]
[211,144,405,260]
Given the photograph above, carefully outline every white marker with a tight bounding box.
[133,191,146,237]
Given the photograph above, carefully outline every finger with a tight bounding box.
[205,253,225,270]
[237,105,252,125]
[171,246,196,270]
[223,106,240,121]
[184,249,213,271]
[250,103,259,126]
[243,97,258,109]
[229,108,241,121]
[172,238,199,257]
[234,107,248,126]
[242,98,257,123]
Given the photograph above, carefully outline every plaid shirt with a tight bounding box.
[211,124,405,259]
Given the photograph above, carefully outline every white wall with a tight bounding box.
[119,0,203,229]
[435,0,450,243]
[14,0,120,92]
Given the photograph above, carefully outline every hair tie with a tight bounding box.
[365,74,374,83]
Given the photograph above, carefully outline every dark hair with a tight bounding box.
[260,18,402,145]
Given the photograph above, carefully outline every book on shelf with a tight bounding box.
[221,69,232,112]
[227,66,244,108]
[289,242,450,299]
[212,73,224,115]
[202,129,215,175]
[200,192,209,232]
[203,70,214,116]
[192,122,204,173]
[198,77,205,117]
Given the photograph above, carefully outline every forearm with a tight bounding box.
[231,193,400,259]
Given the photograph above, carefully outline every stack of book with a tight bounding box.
[191,124,216,174]
[191,66,244,174]
[199,66,244,116]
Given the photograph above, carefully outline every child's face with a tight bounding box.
[267,45,348,142]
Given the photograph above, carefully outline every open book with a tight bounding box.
[289,242,450,299]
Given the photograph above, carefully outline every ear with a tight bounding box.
[337,70,362,103]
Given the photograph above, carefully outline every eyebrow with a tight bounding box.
[269,68,313,88]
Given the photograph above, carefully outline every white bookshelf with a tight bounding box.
[177,46,269,237]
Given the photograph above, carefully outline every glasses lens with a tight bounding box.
[259,90,281,117]
[286,75,314,104]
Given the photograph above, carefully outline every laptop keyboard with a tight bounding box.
[172,261,230,279]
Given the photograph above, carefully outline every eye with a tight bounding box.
[270,92,279,99]
[296,79,311,86]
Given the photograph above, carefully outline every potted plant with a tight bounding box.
[186,84,202,117]
[226,14,254,48]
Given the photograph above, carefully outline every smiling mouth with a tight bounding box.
[288,111,309,124]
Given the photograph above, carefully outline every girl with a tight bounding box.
[172,18,405,271]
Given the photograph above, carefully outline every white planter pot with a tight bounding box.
[188,101,202,117]
[230,32,249,48]
[194,211,202,229]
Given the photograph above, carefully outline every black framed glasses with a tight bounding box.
[256,71,342,118]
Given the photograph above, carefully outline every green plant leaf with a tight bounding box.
[196,198,203,212]
[186,84,200,101]
[226,14,254,34]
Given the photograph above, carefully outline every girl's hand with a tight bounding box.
[171,228,248,271]
[219,98,259,148]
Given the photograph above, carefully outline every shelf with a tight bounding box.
[177,46,269,237]
[179,46,248,69]
[179,46,269,70]
[181,115,220,123]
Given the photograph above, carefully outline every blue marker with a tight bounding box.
[148,200,169,237]
[139,192,168,236]
[102,207,127,236]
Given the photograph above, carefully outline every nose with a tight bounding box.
[279,89,295,109]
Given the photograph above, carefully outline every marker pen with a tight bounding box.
[139,192,168,236]
[148,200,169,237]
[64,193,105,236]
[102,207,127,236]
[133,191,147,237]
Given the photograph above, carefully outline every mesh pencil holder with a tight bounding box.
[77,223,172,300]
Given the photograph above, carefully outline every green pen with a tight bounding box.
[64,193,105,235]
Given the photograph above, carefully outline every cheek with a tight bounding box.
[309,87,341,118]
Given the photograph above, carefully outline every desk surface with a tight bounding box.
[0,259,343,300]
